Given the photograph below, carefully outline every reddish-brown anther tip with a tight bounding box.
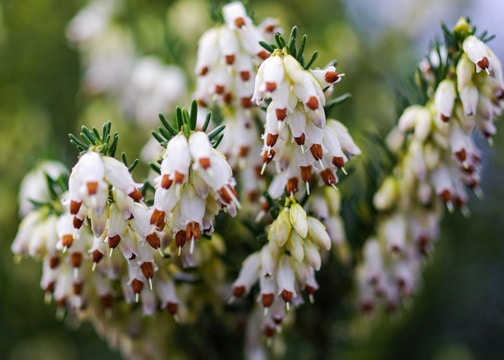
[262,293,274,308]
[233,285,246,298]
[234,17,245,28]
[264,324,276,338]
[225,54,236,65]
[161,174,173,189]
[440,189,452,203]
[257,50,269,60]
[86,181,99,195]
[325,71,340,83]
[131,279,144,294]
[304,285,316,295]
[441,114,450,122]
[300,165,312,182]
[92,249,104,264]
[306,96,319,110]
[199,66,209,76]
[100,293,113,309]
[197,98,207,107]
[320,168,337,186]
[477,56,489,70]
[128,188,143,202]
[332,156,345,168]
[62,234,73,248]
[239,146,250,157]
[49,256,60,269]
[146,232,161,249]
[150,208,166,230]
[265,82,276,92]
[70,200,82,215]
[275,108,287,121]
[45,281,55,293]
[140,262,154,279]
[175,230,186,248]
[174,171,185,184]
[310,144,323,161]
[215,85,225,94]
[223,92,233,104]
[108,234,121,249]
[294,133,305,146]
[73,216,84,229]
[199,157,211,169]
[240,71,251,81]
[166,302,178,315]
[266,133,279,147]
[360,301,374,314]
[71,252,83,268]
[262,149,276,164]
[73,282,83,295]
[286,177,299,194]
[455,148,467,162]
[281,289,293,303]
[241,97,252,108]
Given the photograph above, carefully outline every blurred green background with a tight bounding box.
[1,0,504,359]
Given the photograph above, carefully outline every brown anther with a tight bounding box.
[306,96,319,110]
[225,54,236,65]
[175,230,186,248]
[128,188,143,202]
[161,174,173,189]
[241,97,252,108]
[257,50,269,60]
[70,200,82,215]
[199,157,211,169]
[477,57,489,70]
[150,209,166,230]
[174,171,185,184]
[455,148,467,162]
[254,165,262,177]
[234,17,245,28]
[73,282,83,295]
[324,71,340,83]
[197,98,208,107]
[247,191,259,202]
[300,165,312,183]
[294,133,305,145]
[56,297,66,308]
[140,262,154,279]
[233,285,246,298]
[332,156,345,168]
[265,82,277,92]
[440,189,452,203]
[454,196,465,209]
[45,281,55,293]
[286,177,299,194]
[131,279,144,294]
[108,234,121,249]
[91,249,104,264]
[166,301,178,315]
[199,66,209,76]
[440,114,450,122]
[304,285,316,295]
[275,108,287,121]
[146,232,161,249]
[462,164,475,174]
[223,92,233,104]
[320,168,337,186]
[264,324,276,338]
[185,221,201,241]
[71,252,83,268]
[281,289,293,303]
[265,24,276,33]
[100,293,113,309]
[418,235,430,256]
[215,85,225,94]
[86,181,99,195]
[239,146,250,157]
[272,314,283,325]
[262,293,274,308]
[73,216,84,229]
[262,149,276,163]
[49,256,60,269]
[360,301,374,314]
[240,71,251,81]
[310,144,323,161]
[467,178,479,189]
[261,200,269,211]
[62,234,73,248]
[266,133,279,147]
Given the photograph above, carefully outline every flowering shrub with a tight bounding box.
[11,1,503,359]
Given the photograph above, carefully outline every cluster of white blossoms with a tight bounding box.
[252,46,360,199]
[356,18,504,313]
[66,0,186,125]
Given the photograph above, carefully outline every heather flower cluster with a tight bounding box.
[357,18,504,313]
